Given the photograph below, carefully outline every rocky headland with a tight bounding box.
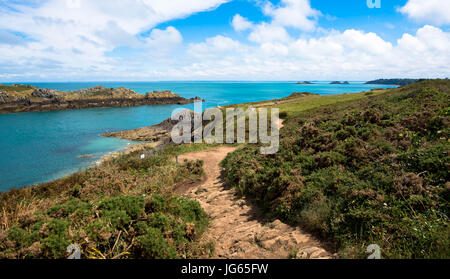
[102,109,201,143]
[0,84,203,113]
[365,78,424,86]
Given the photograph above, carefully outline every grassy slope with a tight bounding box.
[221,80,449,258]
[0,85,35,99]
[0,85,34,92]
[275,90,388,117]
[227,89,389,116]
[0,144,218,259]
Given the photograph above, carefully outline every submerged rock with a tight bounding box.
[77,154,92,158]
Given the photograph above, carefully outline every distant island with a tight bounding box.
[330,81,350,84]
[365,79,424,86]
[296,81,314,84]
[0,84,203,114]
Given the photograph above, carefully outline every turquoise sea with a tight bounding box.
[0,82,396,191]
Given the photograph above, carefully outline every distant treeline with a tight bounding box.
[365,79,427,86]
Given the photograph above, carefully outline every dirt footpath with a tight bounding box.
[177,146,333,259]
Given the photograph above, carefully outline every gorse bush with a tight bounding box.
[221,79,450,258]
[0,145,210,259]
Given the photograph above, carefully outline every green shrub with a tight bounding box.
[39,219,70,258]
[8,227,32,248]
[135,227,178,259]
[399,145,449,186]
[47,199,92,218]
[279,111,288,119]
[98,195,145,220]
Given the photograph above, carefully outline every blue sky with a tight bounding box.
[0,0,449,81]
[156,0,415,43]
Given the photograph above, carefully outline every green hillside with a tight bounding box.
[221,79,450,258]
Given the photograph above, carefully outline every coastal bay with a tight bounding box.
[0,82,394,191]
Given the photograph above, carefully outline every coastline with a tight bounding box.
[0,84,204,114]
[0,96,203,114]
[0,87,387,192]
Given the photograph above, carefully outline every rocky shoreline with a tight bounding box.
[99,110,199,164]
[0,84,203,114]
[0,97,202,114]
[102,114,178,142]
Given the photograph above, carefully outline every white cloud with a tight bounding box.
[146,27,183,48]
[336,29,393,55]
[238,0,320,45]
[248,23,292,43]
[188,35,243,58]
[232,14,253,32]
[96,21,140,48]
[397,25,450,54]
[0,0,228,76]
[399,0,450,25]
[263,0,321,31]
[260,42,290,56]
[177,25,450,80]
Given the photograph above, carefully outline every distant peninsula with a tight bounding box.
[330,81,350,84]
[0,84,203,114]
[365,79,424,86]
[296,81,314,84]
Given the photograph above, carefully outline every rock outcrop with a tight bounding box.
[0,90,5,103]
[32,88,60,99]
[72,85,108,95]
[0,84,202,114]
[0,90,28,103]
[287,92,319,98]
[146,90,179,98]
[102,109,202,143]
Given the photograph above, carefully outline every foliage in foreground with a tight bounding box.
[0,144,212,259]
[221,79,450,258]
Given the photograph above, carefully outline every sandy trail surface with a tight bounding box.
[176,146,333,259]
